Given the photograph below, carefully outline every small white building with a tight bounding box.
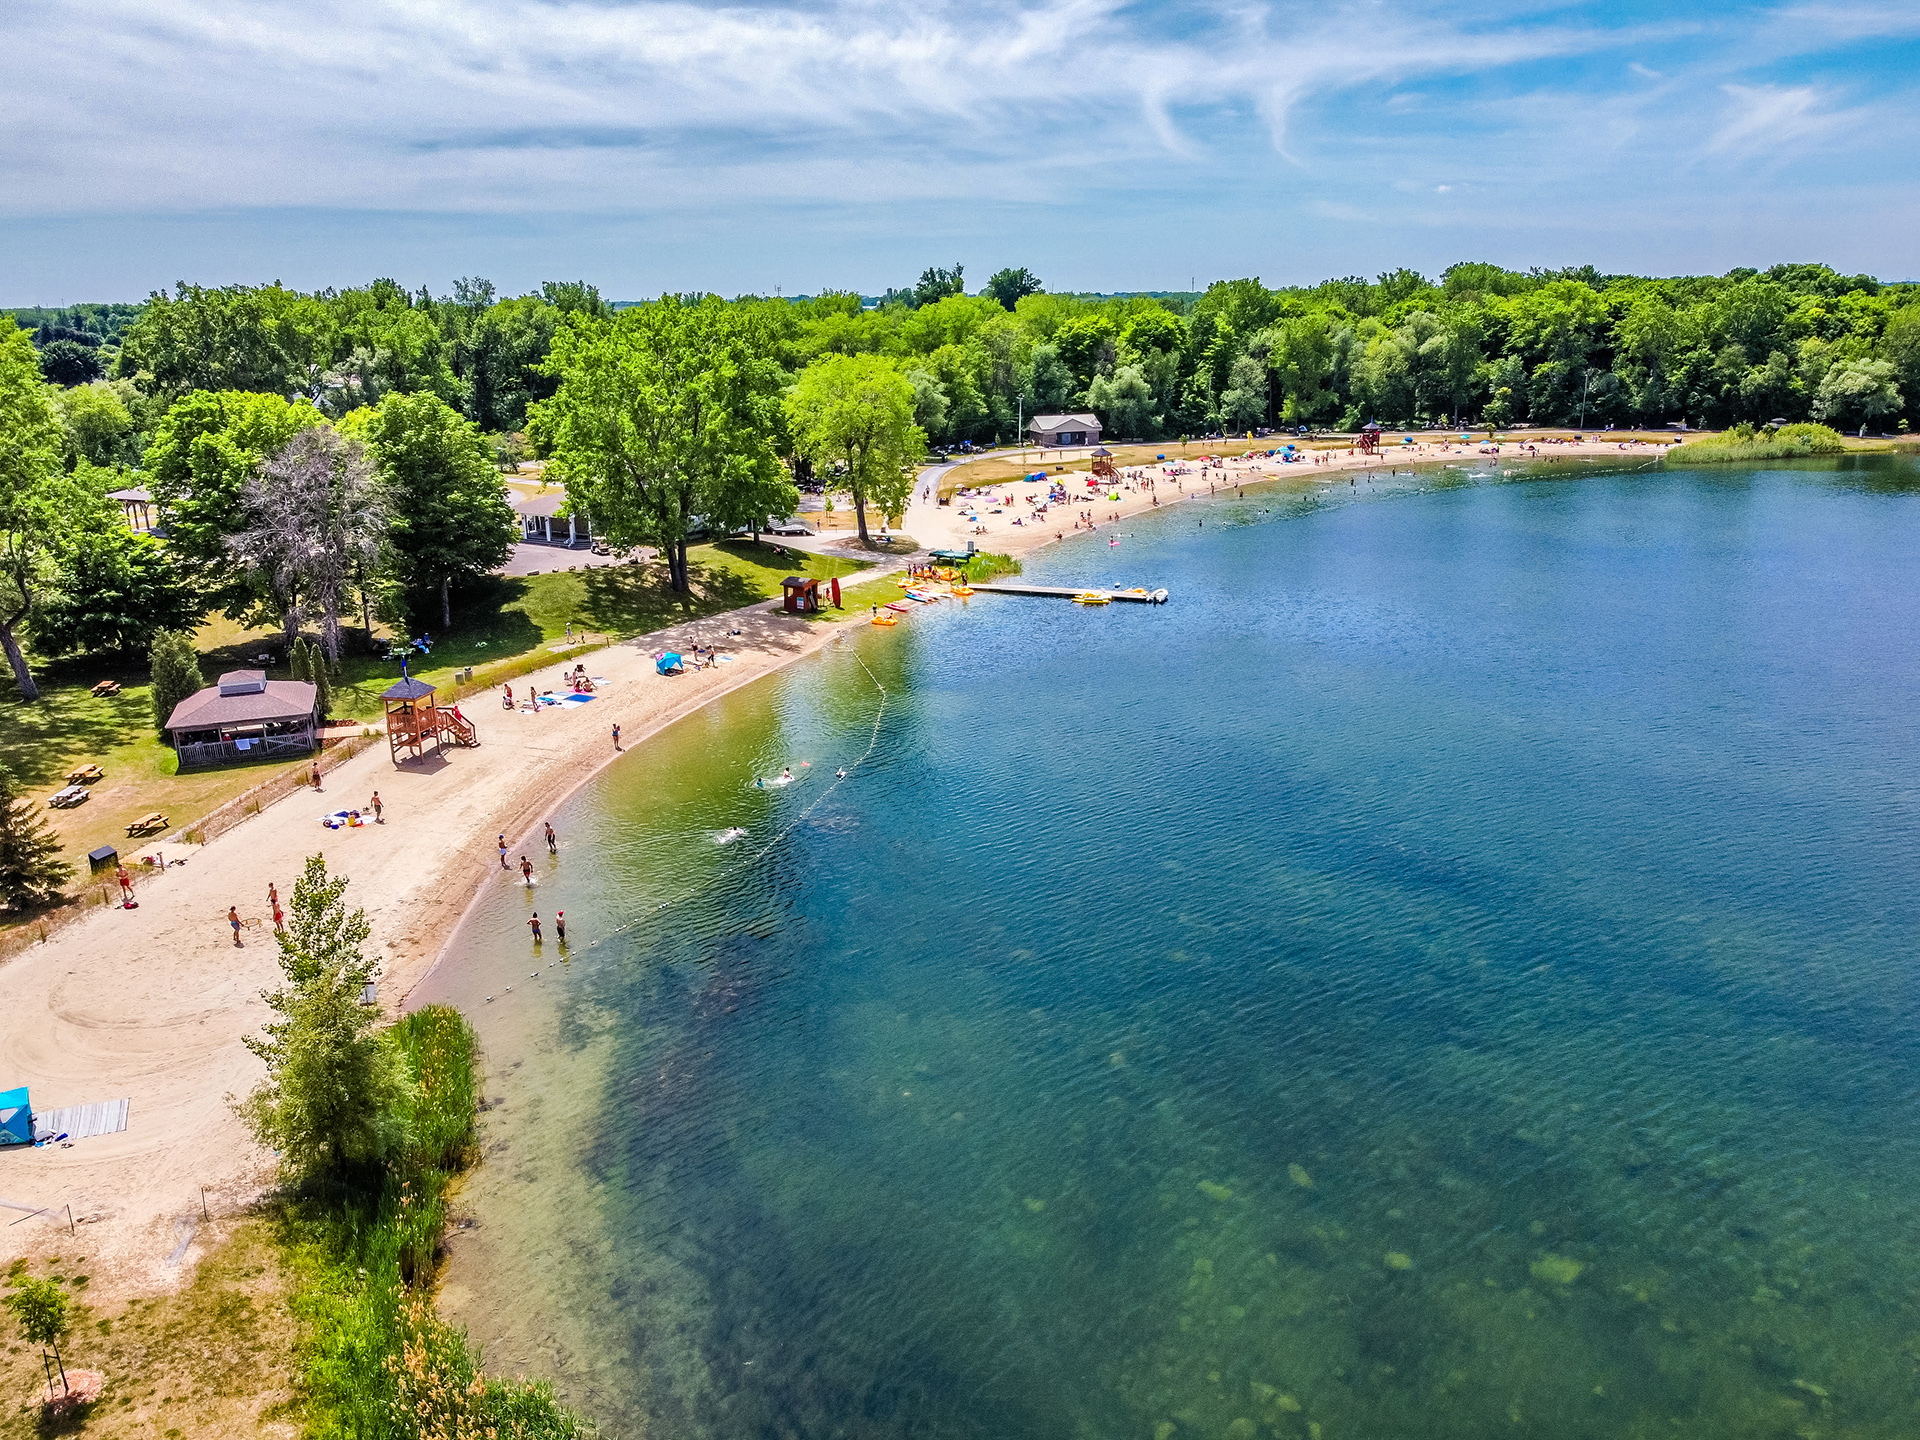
[1027,413,1102,448]
[510,490,590,546]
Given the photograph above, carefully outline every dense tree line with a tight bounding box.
[6,258,1916,688]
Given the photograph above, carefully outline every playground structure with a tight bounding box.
[383,675,478,765]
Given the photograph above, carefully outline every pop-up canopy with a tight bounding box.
[0,1087,32,1146]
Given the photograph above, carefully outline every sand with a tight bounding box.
[0,603,850,1294]
[0,433,1666,1297]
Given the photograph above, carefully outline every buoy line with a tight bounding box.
[572,633,890,960]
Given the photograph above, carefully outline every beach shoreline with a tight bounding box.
[0,435,1667,1309]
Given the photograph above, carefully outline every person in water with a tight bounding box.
[781,766,792,782]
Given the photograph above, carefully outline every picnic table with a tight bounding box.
[47,785,89,809]
[125,812,168,836]
[90,680,122,697]
[67,764,104,785]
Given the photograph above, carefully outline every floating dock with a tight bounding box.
[968,583,1170,604]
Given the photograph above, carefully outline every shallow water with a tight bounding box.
[417,457,1920,1440]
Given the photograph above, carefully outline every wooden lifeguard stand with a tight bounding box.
[1358,422,1382,455]
[1091,445,1119,481]
[383,674,478,764]
[384,677,441,764]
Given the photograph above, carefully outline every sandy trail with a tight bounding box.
[0,603,847,1291]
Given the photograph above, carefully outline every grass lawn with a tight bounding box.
[0,541,873,890]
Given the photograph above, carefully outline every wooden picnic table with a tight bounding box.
[67,764,104,785]
[125,812,168,836]
[90,680,122,697]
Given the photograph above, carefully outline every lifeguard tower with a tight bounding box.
[1090,445,1119,481]
[1358,422,1382,455]
[383,674,477,765]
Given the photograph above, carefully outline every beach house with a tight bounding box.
[1027,413,1102,448]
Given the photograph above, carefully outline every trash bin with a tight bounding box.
[88,844,118,874]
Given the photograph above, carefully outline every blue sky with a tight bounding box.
[3,0,1916,302]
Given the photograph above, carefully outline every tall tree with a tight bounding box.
[234,854,409,1179]
[227,427,383,659]
[785,354,923,546]
[149,628,206,738]
[341,391,514,631]
[531,297,786,592]
[0,326,97,700]
[145,390,327,618]
[35,522,203,657]
[116,282,333,401]
[984,267,1042,312]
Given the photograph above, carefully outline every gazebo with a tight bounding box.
[781,576,822,614]
[165,670,317,768]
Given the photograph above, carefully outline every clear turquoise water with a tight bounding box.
[418,457,1920,1440]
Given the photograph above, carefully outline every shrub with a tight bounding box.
[1667,422,1847,464]
[149,628,205,738]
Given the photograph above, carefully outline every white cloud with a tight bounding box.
[1706,83,1856,155]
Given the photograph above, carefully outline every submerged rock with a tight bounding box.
[1384,1252,1414,1270]
[1198,1180,1234,1202]
[1289,1163,1314,1188]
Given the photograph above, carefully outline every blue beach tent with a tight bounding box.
[0,1087,32,1146]
[656,652,683,676]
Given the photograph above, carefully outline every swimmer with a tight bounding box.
[835,768,847,779]
[717,827,749,844]
[781,766,792,782]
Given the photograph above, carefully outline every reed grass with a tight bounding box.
[282,1005,591,1439]
[1666,422,1847,464]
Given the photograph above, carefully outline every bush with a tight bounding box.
[1667,422,1847,464]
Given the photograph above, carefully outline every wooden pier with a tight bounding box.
[968,583,1170,604]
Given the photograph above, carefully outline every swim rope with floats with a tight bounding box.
[571,633,889,958]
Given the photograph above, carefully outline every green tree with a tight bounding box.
[52,381,139,467]
[1812,357,1903,431]
[531,298,787,591]
[984,267,1042,312]
[912,264,965,309]
[234,854,409,1180]
[38,338,103,386]
[0,326,98,700]
[1087,364,1154,438]
[341,391,514,631]
[149,628,205,737]
[144,390,327,617]
[117,282,333,401]
[1218,353,1270,430]
[34,521,203,656]
[785,354,924,546]
[289,636,312,685]
[4,1276,73,1394]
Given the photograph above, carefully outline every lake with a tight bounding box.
[416,455,1920,1440]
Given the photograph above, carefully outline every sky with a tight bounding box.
[3,0,1918,303]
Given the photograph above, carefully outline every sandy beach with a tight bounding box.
[0,431,1667,1298]
[0,604,853,1292]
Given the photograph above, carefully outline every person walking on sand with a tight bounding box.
[115,864,134,904]
[521,855,534,885]
[613,723,622,751]
[545,821,557,855]
[498,834,510,869]
[311,761,323,791]
[369,791,384,824]
[556,911,567,944]
[229,906,244,947]
[271,891,285,931]
[529,912,543,943]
